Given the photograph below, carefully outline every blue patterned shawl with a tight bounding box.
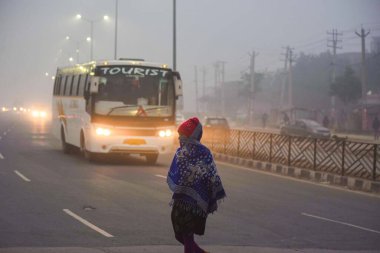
[167,136,226,217]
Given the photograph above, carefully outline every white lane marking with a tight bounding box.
[155,174,167,179]
[14,170,31,182]
[0,153,3,159]
[301,212,380,234]
[63,209,114,238]
[0,136,2,140]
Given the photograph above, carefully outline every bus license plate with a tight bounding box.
[124,139,146,145]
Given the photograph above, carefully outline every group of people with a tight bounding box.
[322,114,379,141]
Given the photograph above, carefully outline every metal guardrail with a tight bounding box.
[203,129,379,181]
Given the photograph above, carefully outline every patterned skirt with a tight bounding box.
[171,201,207,236]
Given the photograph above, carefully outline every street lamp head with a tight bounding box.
[76,14,82,19]
[103,15,109,20]
[65,36,70,40]
[69,57,74,62]
[86,37,91,42]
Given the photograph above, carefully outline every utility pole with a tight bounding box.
[280,47,289,109]
[213,62,220,115]
[219,61,226,117]
[194,66,199,116]
[249,51,258,125]
[327,29,342,127]
[287,47,295,110]
[201,67,207,113]
[356,26,370,130]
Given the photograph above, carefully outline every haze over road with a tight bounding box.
[0,112,380,252]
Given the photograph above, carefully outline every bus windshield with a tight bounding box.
[93,66,174,117]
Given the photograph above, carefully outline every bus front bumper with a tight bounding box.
[86,136,174,155]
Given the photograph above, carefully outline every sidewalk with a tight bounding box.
[1,246,379,253]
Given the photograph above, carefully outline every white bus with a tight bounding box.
[52,59,183,164]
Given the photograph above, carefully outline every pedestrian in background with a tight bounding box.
[283,112,290,126]
[167,117,226,253]
[323,115,330,128]
[262,112,268,128]
[373,116,380,141]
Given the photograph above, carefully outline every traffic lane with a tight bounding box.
[37,145,380,250]
[206,161,380,250]
[0,120,124,247]
[0,113,17,143]
[144,155,380,250]
[0,117,178,247]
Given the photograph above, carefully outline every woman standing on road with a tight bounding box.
[167,117,226,253]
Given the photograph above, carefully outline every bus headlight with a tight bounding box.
[32,111,39,117]
[96,127,111,136]
[158,129,172,137]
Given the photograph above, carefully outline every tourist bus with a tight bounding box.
[52,59,183,164]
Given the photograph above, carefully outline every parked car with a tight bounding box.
[280,119,331,138]
[203,116,231,143]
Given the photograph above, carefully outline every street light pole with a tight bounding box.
[173,0,176,71]
[114,0,118,60]
[76,14,109,61]
[90,20,94,61]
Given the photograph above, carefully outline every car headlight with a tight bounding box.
[40,111,47,117]
[96,127,111,136]
[158,129,172,137]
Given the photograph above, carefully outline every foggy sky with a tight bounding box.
[0,0,379,111]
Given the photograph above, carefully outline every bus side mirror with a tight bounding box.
[89,77,100,94]
[173,71,183,97]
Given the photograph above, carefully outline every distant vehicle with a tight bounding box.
[31,106,48,119]
[280,119,331,138]
[1,106,10,112]
[51,59,183,164]
[203,116,231,143]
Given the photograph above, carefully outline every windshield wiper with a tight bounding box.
[106,105,137,116]
[143,106,167,112]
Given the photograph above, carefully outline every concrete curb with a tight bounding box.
[213,153,380,195]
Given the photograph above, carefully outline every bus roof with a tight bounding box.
[56,60,171,75]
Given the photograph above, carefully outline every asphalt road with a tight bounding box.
[0,112,380,252]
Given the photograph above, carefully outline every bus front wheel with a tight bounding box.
[80,132,96,161]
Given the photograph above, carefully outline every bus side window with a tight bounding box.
[83,75,89,96]
[78,74,86,97]
[64,76,73,96]
[53,75,58,95]
[60,76,67,96]
[76,75,82,96]
[71,75,79,96]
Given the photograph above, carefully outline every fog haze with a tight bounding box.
[0,0,379,111]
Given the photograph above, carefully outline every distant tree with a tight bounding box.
[239,72,264,96]
[330,66,361,105]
